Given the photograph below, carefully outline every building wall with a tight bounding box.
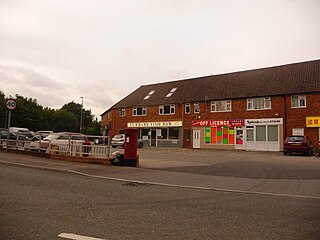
[285,94,320,145]
[102,93,320,151]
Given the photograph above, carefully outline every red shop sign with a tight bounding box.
[192,120,244,127]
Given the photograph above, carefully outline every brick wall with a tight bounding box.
[102,93,320,149]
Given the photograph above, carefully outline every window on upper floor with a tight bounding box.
[291,95,306,108]
[119,108,126,117]
[194,102,200,113]
[185,103,190,114]
[247,97,271,110]
[159,104,175,115]
[211,100,232,112]
[133,107,147,116]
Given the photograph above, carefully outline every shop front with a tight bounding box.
[244,118,283,151]
[127,121,183,147]
[192,120,245,149]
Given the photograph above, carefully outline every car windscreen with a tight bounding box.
[113,134,124,139]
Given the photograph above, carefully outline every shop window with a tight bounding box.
[256,126,266,141]
[133,107,147,116]
[159,104,175,115]
[205,126,235,145]
[211,100,232,112]
[246,127,254,141]
[268,125,278,141]
[119,108,126,117]
[194,102,200,113]
[157,129,168,139]
[247,97,271,110]
[291,95,306,108]
[169,128,179,139]
[185,103,190,114]
[141,128,150,139]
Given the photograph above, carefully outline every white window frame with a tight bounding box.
[133,107,147,116]
[119,108,126,117]
[210,100,232,112]
[247,97,271,110]
[159,104,175,115]
[194,102,200,113]
[185,103,190,114]
[291,95,306,108]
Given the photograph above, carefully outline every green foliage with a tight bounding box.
[0,91,102,135]
[0,91,6,128]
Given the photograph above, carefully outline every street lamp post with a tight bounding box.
[80,97,83,133]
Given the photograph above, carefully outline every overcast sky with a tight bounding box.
[0,0,319,118]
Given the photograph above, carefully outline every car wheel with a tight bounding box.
[308,149,313,156]
[112,145,117,148]
[283,150,287,155]
[138,142,143,148]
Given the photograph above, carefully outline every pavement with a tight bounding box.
[1,150,320,200]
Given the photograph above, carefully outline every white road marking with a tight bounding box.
[58,233,105,240]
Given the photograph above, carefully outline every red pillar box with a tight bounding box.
[124,128,139,167]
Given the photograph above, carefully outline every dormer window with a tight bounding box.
[144,90,155,100]
[166,87,177,97]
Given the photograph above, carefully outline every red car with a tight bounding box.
[283,135,313,156]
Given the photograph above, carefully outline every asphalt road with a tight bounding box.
[1,164,320,240]
[139,148,320,179]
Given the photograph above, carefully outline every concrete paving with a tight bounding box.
[1,149,320,200]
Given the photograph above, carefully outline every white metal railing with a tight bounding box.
[1,133,113,159]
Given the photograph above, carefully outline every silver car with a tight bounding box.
[111,134,143,148]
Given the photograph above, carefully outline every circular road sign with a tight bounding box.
[5,98,17,110]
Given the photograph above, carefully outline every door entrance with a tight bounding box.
[150,129,157,146]
[235,127,244,149]
[193,130,200,148]
[245,126,255,150]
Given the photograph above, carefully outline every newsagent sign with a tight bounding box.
[306,116,320,127]
[127,121,183,128]
[192,120,244,127]
[245,118,283,126]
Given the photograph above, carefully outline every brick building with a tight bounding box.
[101,59,320,152]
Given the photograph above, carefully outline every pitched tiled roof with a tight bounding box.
[111,59,320,109]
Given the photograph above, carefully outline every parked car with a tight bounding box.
[111,134,144,148]
[17,129,34,140]
[283,135,313,156]
[34,130,54,138]
[31,132,91,155]
[0,128,27,141]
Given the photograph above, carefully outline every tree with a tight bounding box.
[52,109,78,132]
[0,91,6,128]
[0,92,102,135]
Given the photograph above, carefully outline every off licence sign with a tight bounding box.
[5,98,17,110]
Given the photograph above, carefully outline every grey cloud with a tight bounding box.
[0,64,69,108]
